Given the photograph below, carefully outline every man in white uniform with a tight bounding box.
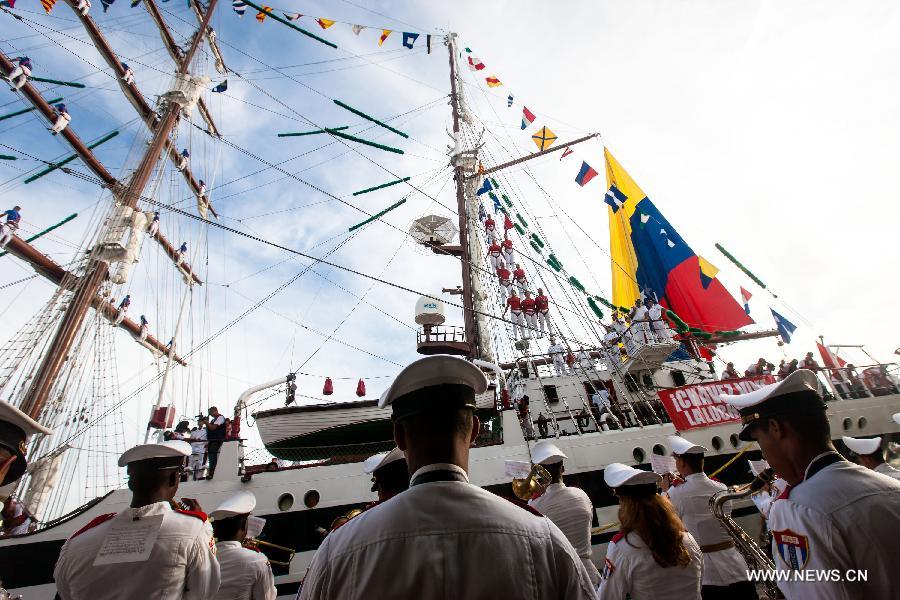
[646,297,671,342]
[0,400,52,491]
[841,435,900,480]
[189,421,207,480]
[54,440,220,599]
[630,299,650,346]
[363,446,409,502]
[527,441,601,587]
[210,491,276,600]
[663,435,756,600]
[298,355,596,600]
[722,369,900,600]
[547,337,566,376]
[574,346,593,373]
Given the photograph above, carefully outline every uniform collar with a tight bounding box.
[684,473,707,481]
[216,540,242,549]
[802,450,844,482]
[410,462,469,483]
[122,500,171,520]
[545,482,565,491]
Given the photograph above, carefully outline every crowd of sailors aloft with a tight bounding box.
[4,361,899,600]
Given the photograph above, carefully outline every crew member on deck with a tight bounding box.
[121,62,135,85]
[210,491,276,600]
[842,436,900,480]
[630,299,650,345]
[115,294,131,325]
[502,288,526,340]
[53,440,220,600]
[591,387,620,430]
[0,205,21,248]
[799,352,820,372]
[4,56,31,91]
[528,441,601,587]
[501,235,515,266]
[138,314,149,342]
[597,463,702,600]
[363,446,409,502]
[646,297,670,342]
[50,103,71,135]
[297,355,596,599]
[1,494,33,536]
[662,436,757,600]
[487,240,503,270]
[205,406,226,479]
[484,215,497,243]
[575,346,592,373]
[512,263,527,294]
[722,370,900,599]
[547,336,566,375]
[720,362,740,380]
[535,287,550,337]
[744,358,766,377]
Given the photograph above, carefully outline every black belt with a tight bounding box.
[410,469,468,487]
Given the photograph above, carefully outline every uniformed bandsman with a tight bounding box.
[841,436,900,480]
[210,491,276,600]
[363,446,409,502]
[0,400,52,496]
[298,355,596,599]
[527,441,602,587]
[663,435,757,600]
[722,369,900,600]
[597,463,702,600]
[54,440,220,600]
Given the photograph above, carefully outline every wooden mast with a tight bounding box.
[446,34,478,359]
[19,0,219,418]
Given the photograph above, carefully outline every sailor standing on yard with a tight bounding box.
[522,291,537,338]
[121,62,135,85]
[210,491,276,600]
[53,440,220,600]
[501,235,515,266]
[0,206,21,248]
[114,294,131,325]
[527,441,602,587]
[535,287,551,337]
[4,56,31,91]
[502,288,527,340]
[298,355,596,599]
[513,263,528,294]
[50,103,71,135]
[487,240,503,270]
[138,314,149,342]
[662,435,757,600]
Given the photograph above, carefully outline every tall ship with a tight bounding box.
[0,3,897,598]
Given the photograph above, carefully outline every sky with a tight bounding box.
[2,0,899,509]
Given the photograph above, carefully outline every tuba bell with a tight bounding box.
[512,463,552,501]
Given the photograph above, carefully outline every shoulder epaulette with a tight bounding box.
[70,513,116,539]
[610,531,625,544]
[776,485,792,501]
[173,508,208,522]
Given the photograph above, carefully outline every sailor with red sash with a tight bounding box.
[54,440,220,599]
[484,216,497,243]
[522,291,537,338]
[487,240,503,270]
[512,263,527,294]
[501,236,515,266]
[502,288,526,339]
[722,370,900,600]
[535,287,551,337]
[0,205,21,248]
[496,264,512,298]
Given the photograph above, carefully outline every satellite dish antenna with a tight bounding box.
[409,215,458,245]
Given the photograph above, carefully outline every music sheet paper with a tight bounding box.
[93,514,163,566]
[650,454,677,475]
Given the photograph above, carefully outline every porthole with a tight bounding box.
[277,493,294,512]
[858,417,868,430]
[303,490,320,509]
[633,447,646,463]
[652,444,666,456]
[711,436,723,451]
[729,434,739,449]
[842,418,853,431]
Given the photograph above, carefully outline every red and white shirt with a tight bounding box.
[488,243,501,257]
[522,298,536,315]
[485,218,496,231]
[507,296,522,312]
[497,268,511,283]
[535,295,549,312]
[502,238,513,251]
[513,268,526,282]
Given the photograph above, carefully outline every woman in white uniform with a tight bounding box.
[598,463,703,600]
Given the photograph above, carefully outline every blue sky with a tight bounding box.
[2,0,900,508]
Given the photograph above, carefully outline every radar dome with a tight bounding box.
[415,296,446,326]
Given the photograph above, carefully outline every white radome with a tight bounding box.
[414,296,446,326]
[409,214,458,245]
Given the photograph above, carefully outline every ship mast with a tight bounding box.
[19,0,219,419]
[446,33,479,359]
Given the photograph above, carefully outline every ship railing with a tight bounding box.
[620,319,676,358]
[416,324,467,344]
[817,363,899,400]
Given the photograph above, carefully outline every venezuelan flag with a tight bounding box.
[605,148,752,331]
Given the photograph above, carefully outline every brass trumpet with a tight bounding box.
[243,538,296,567]
[330,507,365,531]
[512,463,552,501]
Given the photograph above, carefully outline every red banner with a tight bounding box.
[657,375,776,430]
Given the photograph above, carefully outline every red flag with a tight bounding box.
[817,342,846,370]
[560,146,573,160]
[503,214,514,231]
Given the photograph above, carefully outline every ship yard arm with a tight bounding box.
[0,51,206,283]
[0,237,188,365]
[60,0,219,219]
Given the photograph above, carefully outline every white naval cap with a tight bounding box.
[667,435,707,455]
[117,440,192,467]
[0,400,54,486]
[378,355,488,418]
[531,441,567,465]
[363,446,405,474]
[604,462,661,488]
[842,436,882,456]
[720,369,824,441]
[210,490,257,520]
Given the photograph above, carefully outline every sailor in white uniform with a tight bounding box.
[363,446,409,502]
[574,346,593,373]
[591,387,620,430]
[527,441,601,587]
[0,400,53,494]
[646,297,671,342]
[298,355,596,600]
[75,0,91,16]
[547,337,566,376]
[663,435,756,600]
[597,463,703,600]
[210,491,276,600]
[630,298,650,345]
[50,103,71,135]
[54,440,220,600]
[722,369,900,600]
[842,435,900,480]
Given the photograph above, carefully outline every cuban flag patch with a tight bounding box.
[774,529,810,569]
[601,557,615,580]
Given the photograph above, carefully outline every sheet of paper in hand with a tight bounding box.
[748,459,770,476]
[504,460,532,479]
[93,514,164,566]
[246,516,266,539]
[650,454,677,475]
